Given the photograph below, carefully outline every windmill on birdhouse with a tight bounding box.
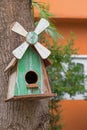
[5,18,56,101]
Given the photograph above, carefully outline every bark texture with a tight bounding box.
[0,0,49,130]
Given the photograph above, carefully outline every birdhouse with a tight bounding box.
[5,18,56,101]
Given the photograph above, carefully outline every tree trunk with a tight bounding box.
[0,0,49,130]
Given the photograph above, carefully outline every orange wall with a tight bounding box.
[61,100,87,130]
[34,0,87,18]
[56,19,87,54]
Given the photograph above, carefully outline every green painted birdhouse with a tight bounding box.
[5,18,56,101]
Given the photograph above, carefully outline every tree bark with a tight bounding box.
[0,0,49,130]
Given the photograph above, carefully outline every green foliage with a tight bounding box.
[48,99,63,130]
[47,36,87,98]
[46,25,63,42]
[32,1,54,19]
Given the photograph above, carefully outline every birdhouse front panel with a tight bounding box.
[15,46,44,96]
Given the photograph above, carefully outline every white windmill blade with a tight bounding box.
[34,18,50,35]
[34,42,51,59]
[12,42,29,59]
[11,22,28,37]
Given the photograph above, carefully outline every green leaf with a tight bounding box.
[46,26,63,42]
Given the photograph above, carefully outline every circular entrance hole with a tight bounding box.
[25,71,38,84]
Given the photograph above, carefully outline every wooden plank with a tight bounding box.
[42,61,52,93]
[5,93,57,101]
[5,93,57,102]
[34,42,51,59]
[34,18,49,35]
[43,58,52,67]
[6,66,17,100]
[4,57,17,72]
[11,22,28,37]
[12,42,29,59]
[26,83,38,88]
[33,46,52,67]
[5,98,14,102]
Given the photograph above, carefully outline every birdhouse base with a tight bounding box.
[5,93,57,102]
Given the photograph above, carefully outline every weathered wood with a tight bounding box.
[14,93,57,100]
[4,57,17,72]
[6,93,56,102]
[12,41,29,59]
[7,66,17,100]
[34,18,50,35]
[26,83,38,88]
[0,0,50,130]
[12,22,28,37]
[34,42,51,59]
[44,58,52,67]
[42,61,52,93]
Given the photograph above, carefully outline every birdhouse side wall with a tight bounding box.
[7,66,17,100]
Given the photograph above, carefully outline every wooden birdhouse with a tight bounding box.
[5,18,56,101]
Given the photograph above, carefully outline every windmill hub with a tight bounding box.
[26,31,38,45]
